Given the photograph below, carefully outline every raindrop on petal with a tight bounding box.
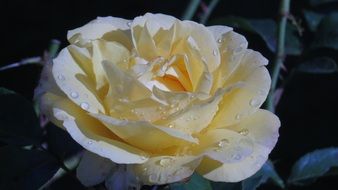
[239,129,249,136]
[57,74,65,81]
[80,102,89,110]
[70,92,79,99]
[249,98,260,107]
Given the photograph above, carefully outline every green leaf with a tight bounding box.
[0,145,59,190]
[309,0,338,6]
[297,57,337,74]
[241,161,285,190]
[303,10,325,32]
[0,87,43,146]
[170,173,212,190]
[311,13,338,50]
[288,147,338,185]
[210,17,302,55]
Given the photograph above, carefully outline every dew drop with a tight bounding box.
[217,38,222,43]
[168,124,174,128]
[213,49,218,56]
[143,167,148,172]
[218,139,229,147]
[159,157,174,167]
[232,154,242,160]
[235,114,242,120]
[249,98,260,107]
[87,140,93,145]
[70,92,79,99]
[127,21,132,27]
[57,74,65,81]
[131,109,136,113]
[169,104,175,108]
[140,155,148,160]
[239,129,249,136]
[149,174,157,183]
[80,102,89,110]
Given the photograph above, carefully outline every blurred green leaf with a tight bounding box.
[297,57,337,74]
[309,0,338,6]
[0,145,59,190]
[241,161,285,190]
[288,147,338,186]
[311,13,338,50]
[0,87,42,146]
[211,17,302,55]
[303,10,325,32]
[170,173,212,190]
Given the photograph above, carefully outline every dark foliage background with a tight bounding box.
[0,0,338,190]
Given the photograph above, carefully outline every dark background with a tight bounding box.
[1,0,338,189]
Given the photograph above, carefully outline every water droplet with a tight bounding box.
[131,109,135,113]
[175,107,180,111]
[70,92,79,99]
[143,167,148,172]
[87,140,93,145]
[249,98,260,107]
[217,38,222,43]
[168,124,174,128]
[157,106,163,111]
[239,129,249,136]
[213,49,218,56]
[218,139,229,147]
[169,104,175,108]
[159,157,174,167]
[190,94,195,99]
[80,102,89,110]
[149,174,157,183]
[232,154,242,160]
[140,155,148,160]
[57,74,65,81]
[118,98,128,103]
[127,21,132,27]
[123,58,128,63]
[235,114,242,120]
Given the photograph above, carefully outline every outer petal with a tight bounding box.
[67,16,131,46]
[89,113,198,151]
[207,25,233,42]
[42,92,148,164]
[211,50,270,127]
[77,150,116,187]
[196,109,280,182]
[52,48,105,114]
[131,155,202,185]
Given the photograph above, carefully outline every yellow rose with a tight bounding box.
[38,13,280,186]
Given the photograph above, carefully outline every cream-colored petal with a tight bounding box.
[52,48,105,113]
[196,109,280,182]
[176,21,221,72]
[211,31,248,93]
[91,40,130,90]
[207,25,233,42]
[154,87,236,134]
[77,150,116,187]
[45,92,148,164]
[131,155,202,185]
[89,113,198,151]
[67,16,130,46]
[211,50,270,127]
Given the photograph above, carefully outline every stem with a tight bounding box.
[267,0,291,112]
[48,39,61,58]
[0,57,42,71]
[200,0,220,24]
[181,0,201,20]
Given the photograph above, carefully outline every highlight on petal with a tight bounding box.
[131,155,202,185]
[77,151,116,187]
[67,16,131,46]
[196,109,280,182]
[207,25,233,42]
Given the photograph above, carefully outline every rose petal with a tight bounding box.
[196,109,280,182]
[77,150,116,187]
[211,50,270,127]
[211,31,248,93]
[52,48,105,113]
[91,40,130,90]
[89,113,198,151]
[67,16,131,46]
[207,25,233,42]
[43,92,148,164]
[131,155,201,185]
